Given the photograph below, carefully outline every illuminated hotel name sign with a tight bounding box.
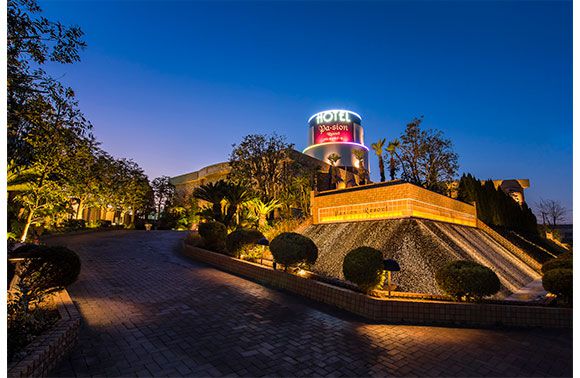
[309,110,361,145]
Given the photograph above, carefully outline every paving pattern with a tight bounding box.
[48,231,572,377]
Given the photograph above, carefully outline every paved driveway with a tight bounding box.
[48,231,572,377]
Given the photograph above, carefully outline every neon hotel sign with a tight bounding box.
[310,110,360,145]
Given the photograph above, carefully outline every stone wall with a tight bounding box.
[8,290,81,378]
[182,243,572,328]
[311,181,477,227]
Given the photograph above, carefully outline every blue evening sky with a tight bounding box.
[40,0,572,220]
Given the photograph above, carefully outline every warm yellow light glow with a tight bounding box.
[317,198,477,227]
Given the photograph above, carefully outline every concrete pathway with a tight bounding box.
[48,231,572,377]
[505,279,549,302]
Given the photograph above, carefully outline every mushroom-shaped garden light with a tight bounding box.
[383,259,401,297]
[257,237,269,266]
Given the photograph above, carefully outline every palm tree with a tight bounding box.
[371,139,386,182]
[192,180,228,223]
[223,182,252,227]
[327,153,341,189]
[386,139,400,181]
[247,198,281,228]
[352,149,367,185]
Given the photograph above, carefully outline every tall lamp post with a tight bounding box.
[383,259,400,297]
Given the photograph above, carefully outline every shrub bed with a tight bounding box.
[225,229,264,258]
[435,260,500,301]
[543,269,572,304]
[269,232,318,270]
[198,221,227,252]
[342,246,385,293]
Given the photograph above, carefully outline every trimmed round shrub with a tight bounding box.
[20,245,81,292]
[198,221,227,252]
[435,260,500,301]
[542,268,572,301]
[541,258,573,275]
[184,232,204,248]
[269,232,318,268]
[342,246,384,293]
[225,229,264,258]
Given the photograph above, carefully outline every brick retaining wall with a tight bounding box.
[183,243,572,328]
[8,290,81,378]
[311,181,477,227]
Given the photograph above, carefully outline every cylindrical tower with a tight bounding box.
[303,109,369,171]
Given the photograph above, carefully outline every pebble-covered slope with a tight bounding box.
[301,219,538,296]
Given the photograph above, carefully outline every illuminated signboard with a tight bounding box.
[317,198,477,227]
[309,110,362,145]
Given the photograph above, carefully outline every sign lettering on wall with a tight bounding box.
[314,123,354,144]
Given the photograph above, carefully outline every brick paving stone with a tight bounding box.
[47,231,573,377]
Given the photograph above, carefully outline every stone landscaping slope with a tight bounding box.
[301,219,540,296]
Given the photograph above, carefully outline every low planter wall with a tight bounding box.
[8,290,81,378]
[182,243,572,328]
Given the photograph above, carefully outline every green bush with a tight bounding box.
[541,258,573,275]
[19,245,82,293]
[96,220,112,228]
[198,221,227,252]
[184,232,204,248]
[342,246,385,293]
[62,219,86,231]
[269,232,318,269]
[435,260,500,301]
[542,268,572,302]
[225,229,264,258]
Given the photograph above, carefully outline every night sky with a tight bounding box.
[40,1,572,220]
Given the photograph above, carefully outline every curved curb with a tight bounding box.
[182,242,572,329]
[8,290,81,378]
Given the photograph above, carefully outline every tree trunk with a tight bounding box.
[20,209,35,242]
[76,199,84,220]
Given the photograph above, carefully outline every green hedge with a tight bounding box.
[225,229,264,258]
[342,246,384,293]
[16,245,81,295]
[435,260,500,301]
[542,269,572,302]
[541,258,573,275]
[198,221,227,252]
[269,232,318,269]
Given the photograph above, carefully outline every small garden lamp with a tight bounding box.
[383,259,400,297]
[257,237,269,266]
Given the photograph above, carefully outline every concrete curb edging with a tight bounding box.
[8,290,81,378]
[182,242,572,328]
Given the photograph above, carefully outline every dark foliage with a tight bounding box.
[457,174,537,234]
[198,221,227,252]
[225,229,264,258]
[541,258,573,275]
[542,269,572,303]
[342,246,384,293]
[19,245,81,294]
[269,232,318,269]
[62,219,86,231]
[435,260,500,301]
[96,219,111,228]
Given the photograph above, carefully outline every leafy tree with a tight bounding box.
[394,117,458,193]
[229,134,294,201]
[8,0,87,166]
[386,139,400,181]
[151,176,176,220]
[457,173,537,233]
[371,139,386,182]
[352,149,368,185]
[327,153,341,189]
